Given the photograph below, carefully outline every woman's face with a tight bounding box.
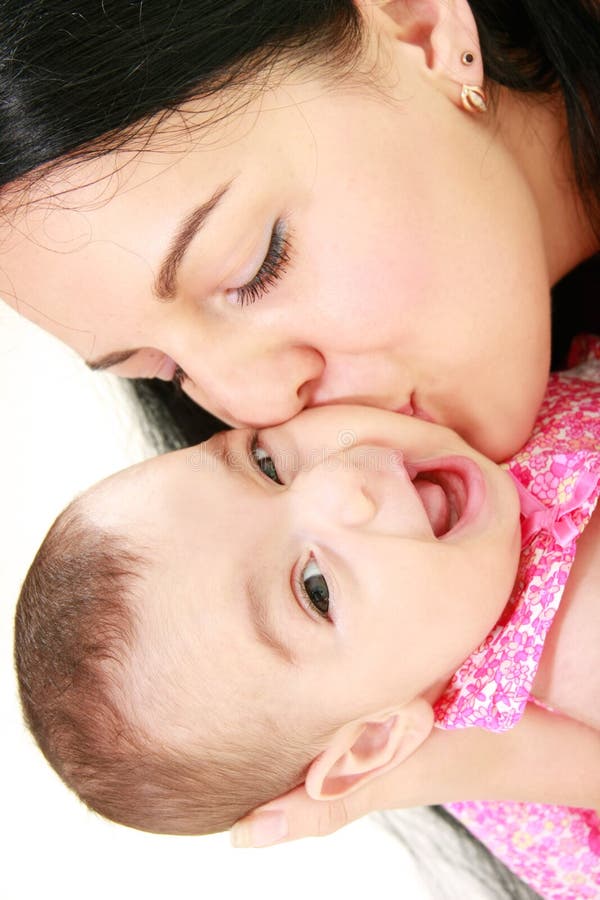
[0,25,551,460]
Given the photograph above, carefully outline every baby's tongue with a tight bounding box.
[413,478,450,537]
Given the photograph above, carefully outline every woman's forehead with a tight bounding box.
[8,64,377,231]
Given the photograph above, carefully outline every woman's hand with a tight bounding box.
[230,705,600,847]
[229,722,500,848]
[230,782,368,848]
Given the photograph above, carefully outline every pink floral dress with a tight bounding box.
[437,336,600,898]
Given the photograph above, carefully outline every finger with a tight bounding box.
[230,784,363,847]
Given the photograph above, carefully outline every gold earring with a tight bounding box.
[461,50,475,65]
[460,84,488,113]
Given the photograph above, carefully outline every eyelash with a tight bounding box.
[234,219,292,307]
[171,366,187,388]
[248,431,283,484]
[294,556,332,622]
[169,221,291,386]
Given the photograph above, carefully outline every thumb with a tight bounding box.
[230,782,371,848]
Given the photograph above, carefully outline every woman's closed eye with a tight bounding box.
[109,222,292,386]
[227,219,292,308]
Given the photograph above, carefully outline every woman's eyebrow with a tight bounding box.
[87,348,138,371]
[153,178,235,300]
[87,179,235,371]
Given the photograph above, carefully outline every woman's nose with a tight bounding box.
[178,343,326,428]
[294,459,377,529]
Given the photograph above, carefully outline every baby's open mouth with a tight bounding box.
[405,457,484,538]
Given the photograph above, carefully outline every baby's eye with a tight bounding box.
[300,557,330,618]
[251,437,283,485]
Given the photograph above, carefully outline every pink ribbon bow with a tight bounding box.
[509,469,598,548]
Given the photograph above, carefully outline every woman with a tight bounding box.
[1,0,598,895]
[1,1,597,461]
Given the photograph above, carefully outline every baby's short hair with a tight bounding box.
[14,500,323,834]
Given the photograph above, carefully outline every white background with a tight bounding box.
[0,304,435,900]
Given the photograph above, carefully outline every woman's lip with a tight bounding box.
[405,456,486,538]
[412,403,436,424]
[394,396,436,424]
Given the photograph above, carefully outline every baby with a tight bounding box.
[14,339,600,838]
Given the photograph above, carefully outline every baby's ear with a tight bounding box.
[305,698,434,801]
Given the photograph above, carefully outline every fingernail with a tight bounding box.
[230,811,288,848]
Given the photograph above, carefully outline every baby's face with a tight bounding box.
[88,406,521,738]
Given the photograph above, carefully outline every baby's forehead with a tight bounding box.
[125,558,293,740]
[81,450,185,528]
[82,462,146,513]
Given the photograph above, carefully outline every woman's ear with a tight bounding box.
[305,698,434,801]
[358,0,484,86]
